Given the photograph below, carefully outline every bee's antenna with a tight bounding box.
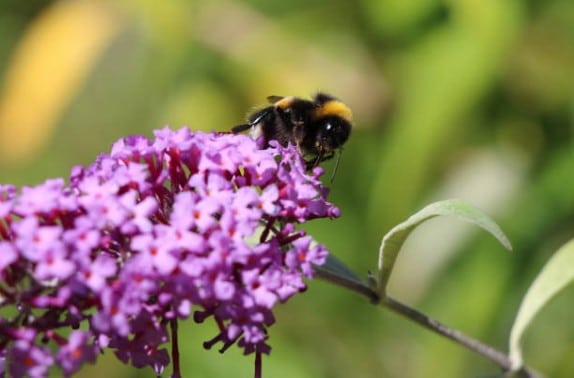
[330,149,343,183]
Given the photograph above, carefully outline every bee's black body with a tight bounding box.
[232,93,352,169]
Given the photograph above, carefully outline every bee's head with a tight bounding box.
[315,116,352,152]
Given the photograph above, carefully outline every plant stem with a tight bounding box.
[384,295,509,366]
[382,296,543,378]
[315,265,379,303]
[315,269,543,378]
[170,319,181,378]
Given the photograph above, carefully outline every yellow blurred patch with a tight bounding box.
[0,0,120,163]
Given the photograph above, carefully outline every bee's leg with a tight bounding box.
[231,123,252,133]
[293,121,306,145]
[304,158,317,171]
[318,151,335,163]
[305,150,328,171]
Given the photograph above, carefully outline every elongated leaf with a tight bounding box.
[509,239,574,370]
[319,254,364,284]
[377,199,512,297]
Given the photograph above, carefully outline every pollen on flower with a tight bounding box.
[0,127,338,377]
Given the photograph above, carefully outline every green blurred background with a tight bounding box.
[1,0,573,377]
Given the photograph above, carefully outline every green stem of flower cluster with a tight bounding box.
[171,319,181,378]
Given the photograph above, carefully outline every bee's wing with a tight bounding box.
[249,107,274,125]
[266,95,284,104]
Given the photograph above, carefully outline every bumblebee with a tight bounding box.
[232,93,352,170]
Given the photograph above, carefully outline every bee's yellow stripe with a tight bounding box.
[315,100,352,122]
[274,96,295,109]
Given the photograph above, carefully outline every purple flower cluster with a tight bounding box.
[0,127,339,377]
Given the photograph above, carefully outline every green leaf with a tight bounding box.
[509,239,574,371]
[319,254,364,285]
[377,199,512,297]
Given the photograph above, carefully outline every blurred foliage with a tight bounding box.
[1,0,573,377]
